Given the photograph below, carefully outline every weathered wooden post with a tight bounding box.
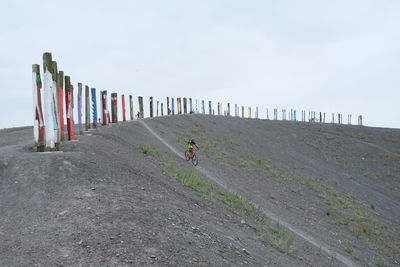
[189,98,193,113]
[129,95,133,120]
[167,97,170,115]
[77,83,83,134]
[217,102,221,115]
[183,98,187,114]
[161,103,164,116]
[42,53,56,150]
[323,112,326,123]
[138,96,144,118]
[256,107,259,119]
[51,61,61,150]
[358,115,363,126]
[91,88,97,128]
[348,114,352,125]
[248,107,252,118]
[177,98,181,114]
[156,100,159,116]
[57,71,65,141]
[209,101,212,115]
[282,109,286,120]
[101,90,109,125]
[195,99,199,112]
[332,112,334,123]
[64,75,75,140]
[227,103,230,116]
[202,100,205,114]
[111,93,118,123]
[149,97,154,117]
[32,64,45,152]
[241,106,244,118]
[294,110,297,121]
[121,94,126,121]
[171,97,175,115]
[85,85,90,131]
[319,112,322,123]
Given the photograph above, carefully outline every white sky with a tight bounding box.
[1,0,399,129]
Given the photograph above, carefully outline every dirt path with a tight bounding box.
[139,119,360,267]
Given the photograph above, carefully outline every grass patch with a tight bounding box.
[373,258,386,267]
[266,224,298,254]
[138,143,160,157]
[300,175,320,193]
[239,160,248,168]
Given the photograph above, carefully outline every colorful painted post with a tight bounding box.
[129,95,133,120]
[111,93,118,123]
[149,97,154,117]
[85,85,91,130]
[64,75,75,140]
[183,98,187,114]
[294,110,296,121]
[32,64,45,152]
[101,91,109,125]
[57,71,65,141]
[209,101,212,115]
[138,96,144,118]
[167,97,170,115]
[202,100,205,114]
[161,103,164,116]
[195,99,199,113]
[51,61,61,150]
[189,98,193,113]
[77,83,83,134]
[122,94,126,121]
[91,88,97,128]
[171,97,175,115]
[42,53,56,150]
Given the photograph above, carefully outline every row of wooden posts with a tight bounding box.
[32,52,363,152]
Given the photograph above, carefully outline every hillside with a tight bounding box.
[1,115,399,266]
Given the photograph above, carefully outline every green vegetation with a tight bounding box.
[266,223,297,254]
[239,160,248,168]
[344,245,354,255]
[138,143,160,157]
[373,258,386,267]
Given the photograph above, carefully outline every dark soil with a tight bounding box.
[0,115,399,266]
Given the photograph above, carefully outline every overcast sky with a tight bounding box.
[1,0,399,129]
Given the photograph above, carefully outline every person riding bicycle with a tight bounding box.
[187,139,199,152]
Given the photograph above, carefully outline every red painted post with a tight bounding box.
[32,64,45,152]
[64,76,75,140]
[122,94,126,121]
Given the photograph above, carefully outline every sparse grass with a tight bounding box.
[191,127,206,135]
[254,157,262,165]
[373,258,386,267]
[300,175,320,193]
[266,224,298,254]
[335,197,351,209]
[325,210,332,216]
[138,143,160,157]
[239,160,248,168]
[344,245,354,255]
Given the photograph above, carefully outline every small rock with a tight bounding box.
[58,210,68,216]
[242,248,250,255]
[150,255,156,259]
[240,219,246,224]
[91,187,96,191]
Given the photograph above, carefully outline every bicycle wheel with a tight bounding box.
[191,154,198,166]
[184,150,190,161]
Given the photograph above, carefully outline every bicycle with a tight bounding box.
[185,148,198,166]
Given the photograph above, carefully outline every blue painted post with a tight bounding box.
[294,110,296,121]
[91,88,97,128]
[202,100,205,114]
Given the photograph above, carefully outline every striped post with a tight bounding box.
[111,93,118,123]
[32,64,45,152]
[64,76,75,140]
[167,97,170,115]
[85,85,90,130]
[202,100,205,114]
[122,94,126,121]
[57,71,65,141]
[209,101,212,115]
[42,53,56,150]
[138,96,144,118]
[77,83,83,134]
[171,97,175,115]
[183,98,187,114]
[129,95,133,120]
[189,98,193,113]
[91,88,97,128]
[149,97,154,117]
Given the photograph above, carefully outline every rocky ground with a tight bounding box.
[0,114,399,266]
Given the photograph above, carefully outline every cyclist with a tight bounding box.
[187,139,199,152]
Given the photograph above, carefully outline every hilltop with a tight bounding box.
[0,115,399,266]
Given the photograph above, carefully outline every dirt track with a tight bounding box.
[0,115,399,266]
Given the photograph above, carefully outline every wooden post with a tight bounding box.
[167,97,170,115]
[189,98,193,113]
[157,100,160,116]
[91,88,97,128]
[32,64,45,152]
[150,97,154,117]
[57,70,65,141]
[195,99,198,112]
[42,53,56,150]
[64,75,75,140]
[227,103,230,116]
[161,103,164,116]
[129,95,133,120]
[209,101,212,115]
[248,107,251,118]
[122,94,126,121]
[323,112,326,123]
[171,97,175,115]
[358,115,363,126]
[256,107,259,119]
[202,100,205,114]
[51,61,61,150]
[85,85,90,130]
[101,90,109,125]
[77,83,83,134]
[111,93,118,123]
[217,102,220,115]
[183,98,187,114]
[241,106,244,118]
[138,96,144,118]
